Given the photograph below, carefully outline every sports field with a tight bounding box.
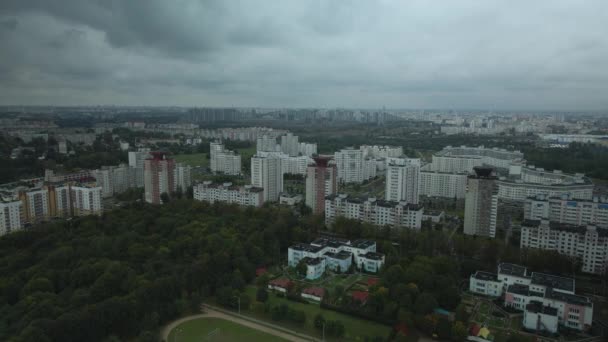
[167,317,287,342]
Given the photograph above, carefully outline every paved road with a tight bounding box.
[160,305,317,342]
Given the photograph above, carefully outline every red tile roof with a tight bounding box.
[269,278,292,289]
[256,267,267,277]
[351,290,369,303]
[302,287,325,298]
[367,277,379,286]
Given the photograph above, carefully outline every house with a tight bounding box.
[351,290,369,304]
[255,267,267,277]
[302,287,325,302]
[268,278,292,293]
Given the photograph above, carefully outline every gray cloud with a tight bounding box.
[0,1,607,110]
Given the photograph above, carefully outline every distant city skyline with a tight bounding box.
[1,1,607,110]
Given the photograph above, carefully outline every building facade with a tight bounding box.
[524,195,608,228]
[464,167,498,238]
[385,158,420,204]
[144,152,176,204]
[210,142,242,175]
[419,170,468,199]
[193,181,264,207]
[520,219,608,275]
[325,194,423,230]
[251,153,283,202]
[305,156,337,214]
[288,237,384,280]
[0,200,22,236]
[70,185,103,216]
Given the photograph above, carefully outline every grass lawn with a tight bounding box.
[174,153,209,168]
[167,317,287,342]
[243,286,391,341]
[235,146,257,159]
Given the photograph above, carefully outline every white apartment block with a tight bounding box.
[325,194,423,230]
[174,164,192,191]
[94,164,131,198]
[524,195,608,228]
[128,149,151,188]
[288,238,384,279]
[193,181,264,207]
[431,145,524,173]
[496,180,594,202]
[51,184,72,218]
[385,158,420,204]
[419,170,468,199]
[0,200,23,236]
[70,186,103,216]
[334,148,377,184]
[256,135,280,153]
[521,219,608,275]
[469,263,593,333]
[280,133,299,157]
[298,142,317,157]
[210,142,242,175]
[360,145,403,159]
[281,155,313,176]
[251,153,283,202]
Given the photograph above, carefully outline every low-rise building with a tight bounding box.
[469,263,593,333]
[301,287,325,302]
[524,301,559,334]
[279,193,303,206]
[268,278,293,293]
[288,237,385,279]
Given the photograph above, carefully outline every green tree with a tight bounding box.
[451,321,467,342]
[256,288,269,303]
[414,293,438,315]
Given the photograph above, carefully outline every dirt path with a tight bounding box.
[160,306,316,342]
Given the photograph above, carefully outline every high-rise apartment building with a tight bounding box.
[256,135,279,153]
[521,219,608,275]
[70,185,103,216]
[19,188,50,224]
[305,156,337,214]
[210,142,241,175]
[144,152,176,204]
[251,153,283,202]
[0,200,22,236]
[334,148,376,184]
[464,167,498,238]
[524,195,608,228]
[128,149,151,188]
[281,133,300,157]
[418,170,468,199]
[385,158,420,204]
[174,164,192,192]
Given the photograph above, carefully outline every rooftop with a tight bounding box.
[526,301,558,316]
[472,271,498,281]
[530,272,575,293]
[352,239,375,249]
[303,257,325,266]
[325,250,352,260]
[498,263,528,278]
[545,288,592,307]
[361,251,385,261]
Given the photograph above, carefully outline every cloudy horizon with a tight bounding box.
[1,1,607,111]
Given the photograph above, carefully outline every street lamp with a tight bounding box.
[322,322,325,342]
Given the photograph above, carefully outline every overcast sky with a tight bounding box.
[1,1,607,110]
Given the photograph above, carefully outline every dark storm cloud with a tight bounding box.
[0,0,607,110]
